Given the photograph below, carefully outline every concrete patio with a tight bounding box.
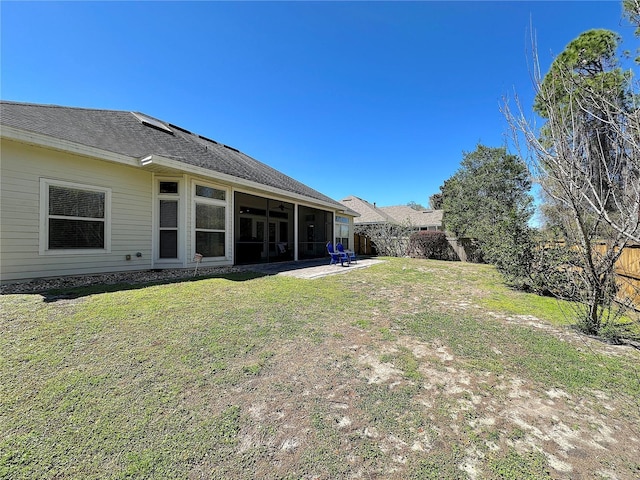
[243,257,385,279]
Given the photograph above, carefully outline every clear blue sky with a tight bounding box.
[2,1,635,207]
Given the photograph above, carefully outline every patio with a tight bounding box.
[243,257,384,279]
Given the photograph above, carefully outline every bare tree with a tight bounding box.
[504,29,640,338]
[355,221,417,258]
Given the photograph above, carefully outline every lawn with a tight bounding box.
[2,258,639,479]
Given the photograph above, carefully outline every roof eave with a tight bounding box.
[1,124,139,168]
[2,123,348,212]
[137,154,348,211]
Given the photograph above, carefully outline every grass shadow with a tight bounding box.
[5,257,378,303]
[40,271,268,302]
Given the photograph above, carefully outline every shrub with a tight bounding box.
[355,223,416,257]
[409,231,456,260]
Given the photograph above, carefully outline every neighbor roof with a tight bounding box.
[339,196,394,224]
[0,101,344,208]
[340,195,442,227]
[379,205,443,228]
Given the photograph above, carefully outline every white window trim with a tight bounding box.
[154,176,185,265]
[39,178,112,255]
[335,215,352,247]
[191,179,230,262]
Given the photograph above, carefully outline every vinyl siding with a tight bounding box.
[0,139,153,283]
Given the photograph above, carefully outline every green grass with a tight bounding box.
[482,289,576,326]
[380,347,422,382]
[2,258,639,479]
[487,448,551,479]
[400,310,640,397]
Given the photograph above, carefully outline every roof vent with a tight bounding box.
[168,123,191,134]
[198,134,218,144]
[132,112,173,134]
[223,144,240,153]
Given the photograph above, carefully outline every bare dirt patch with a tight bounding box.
[203,312,640,478]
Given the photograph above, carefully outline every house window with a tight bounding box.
[160,181,179,194]
[158,181,180,259]
[40,179,111,253]
[193,182,227,258]
[195,185,225,201]
[336,215,350,249]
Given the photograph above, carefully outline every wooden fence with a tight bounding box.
[448,237,640,311]
[593,242,640,311]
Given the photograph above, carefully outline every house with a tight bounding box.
[0,101,358,284]
[339,195,443,255]
[378,205,443,231]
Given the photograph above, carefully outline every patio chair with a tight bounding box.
[336,243,357,264]
[327,241,348,266]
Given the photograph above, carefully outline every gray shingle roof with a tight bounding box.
[0,101,342,207]
[340,195,442,227]
[339,196,395,224]
[379,205,443,228]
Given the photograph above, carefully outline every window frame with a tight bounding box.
[191,180,229,261]
[335,215,351,249]
[39,178,111,255]
[155,177,183,262]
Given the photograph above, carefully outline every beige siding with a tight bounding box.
[1,139,153,283]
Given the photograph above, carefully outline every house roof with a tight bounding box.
[340,195,442,227]
[339,196,394,224]
[379,205,443,227]
[0,101,346,209]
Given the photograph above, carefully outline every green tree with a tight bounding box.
[407,201,426,211]
[428,191,443,210]
[533,29,633,216]
[623,0,640,41]
[441,144,534,287]
[533,29,627,118]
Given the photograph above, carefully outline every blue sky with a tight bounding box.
[2,1,636,208]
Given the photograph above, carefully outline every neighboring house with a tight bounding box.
[0,101,357,283]
[378,205,443,231]
[339,195,443,255]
